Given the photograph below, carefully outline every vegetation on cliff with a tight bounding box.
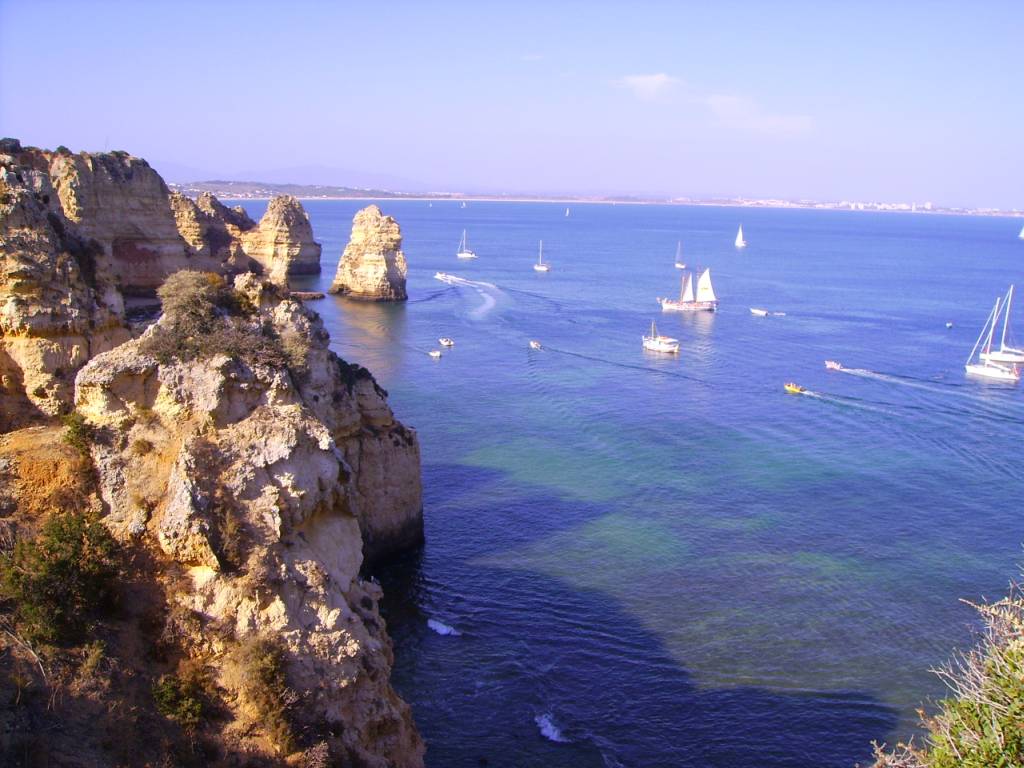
[873,582,1024,768]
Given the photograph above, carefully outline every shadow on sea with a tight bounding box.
[371,463,899,768]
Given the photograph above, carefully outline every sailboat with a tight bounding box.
[735,225,747,248]
[659,268,718,312]
[456,230,477,259]
[642,320,679,353]
[533,240,550,272]
[565,208,570,217]
[965,295,1021,382]
[1018,223,1024,240]
[980,285,1024,364]
[674,241,686,269]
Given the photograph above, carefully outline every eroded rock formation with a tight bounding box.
[0,140,323,428]
[74,273,424,764]
[330,205,408,301]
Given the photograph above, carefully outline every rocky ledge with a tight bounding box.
[329,205,408,301]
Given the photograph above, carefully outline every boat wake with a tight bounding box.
[545,346,706,384]
[434,273,501,318]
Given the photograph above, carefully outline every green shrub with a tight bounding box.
[0,510,118,645]
[60,411,93,456]
[153,673,203,731]
[235,637,296,752]
[873,584,1024,768]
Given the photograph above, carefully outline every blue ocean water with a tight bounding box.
[237,199,1024,767]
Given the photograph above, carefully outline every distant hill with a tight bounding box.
[169,179,449,200]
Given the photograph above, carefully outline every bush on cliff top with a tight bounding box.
[872,583,1024,768]
[141,270,295,369]
[0,509,119,645]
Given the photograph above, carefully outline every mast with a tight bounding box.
[967,298,999,364]
[1001,285,1014,350]
[986,297,1001,355]
[539,240,543,264]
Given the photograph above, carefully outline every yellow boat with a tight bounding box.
[784,382,805,394]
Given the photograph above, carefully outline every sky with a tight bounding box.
[1,0,1022,208]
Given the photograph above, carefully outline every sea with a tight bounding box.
[236,199,1024,768]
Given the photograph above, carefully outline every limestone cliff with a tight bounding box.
[330,205,408,301]
[0,140,324,429]
[74,273,424,764]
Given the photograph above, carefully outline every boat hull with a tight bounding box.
[456,252,477,259]
[661,299,717,312]
[533,265,550,272]
[965,363,1020,382]
[642,337,679,353]
[749,308,768,317]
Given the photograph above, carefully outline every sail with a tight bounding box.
[459,230,467,251]
[681,273,694,303]
[1019,225,1024,239]
[735,225,746,247]
[695,269,716,303]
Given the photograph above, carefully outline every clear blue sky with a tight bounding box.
[1,1,1021,207]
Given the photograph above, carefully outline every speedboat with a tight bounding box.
[825,360,843,371]
[784,382,805,394]
[750,308,768,317]
[945,322,954,329]
[434,271,451,281]
[529,340,542,350]
[642,321,680,353]
[429,350,442,359]
[439,337,455,347]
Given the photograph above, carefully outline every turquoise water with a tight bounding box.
[239,199,1024,767]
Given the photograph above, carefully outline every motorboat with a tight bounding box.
[946,322,954,329]
[642,320,680,353]
[529,340,542,350]
[784,382,805,394]
[429,350,442,359]
[825,360,843,371]
[750,308,768,317]
[439,337,455,347]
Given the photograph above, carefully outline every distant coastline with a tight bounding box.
[170,181,1023,219]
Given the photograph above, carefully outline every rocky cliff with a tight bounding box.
[330,205,408,301]
[0,140,322,429]
[71,273,424,764]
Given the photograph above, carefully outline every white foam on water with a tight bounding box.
[535,713,570,743]
[427,618,460,636]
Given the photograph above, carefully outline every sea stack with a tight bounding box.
[330,205,408,301]
[241,194,322,283]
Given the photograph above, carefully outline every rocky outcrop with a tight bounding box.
[75,274,424,764]
[0,140,324,428]
[0,147,131,428]
[241,195,322,283]
[330,205,408,301]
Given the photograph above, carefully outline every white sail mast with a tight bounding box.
[967,298,1000,365]
[1001,285,1014,350]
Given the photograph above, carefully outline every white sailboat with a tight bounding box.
[456,230,477,259]
[533,240,550,272]
[1018,223,1024,240]
[674,241,686,269]
[565,207,570,217]
[965,296,1021,382]
[642,320,679,353]
[980,285,1024,364]
[735,225,747,248]
[659,268,718,312]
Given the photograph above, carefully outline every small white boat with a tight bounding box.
[642,320,680,353]
[533,240,551,272]
[946,321,954,329]
[825,360,843,371]
[438,337,454,347]
[965,295,1021,382]
[750,308,768,317]
[434,271,452,282]
[660,268,718,312]
[429,350,442,359]
[979,285,1024,364]
[735,225,747,248]
[456,230,477,259]
[529,340,542,350]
